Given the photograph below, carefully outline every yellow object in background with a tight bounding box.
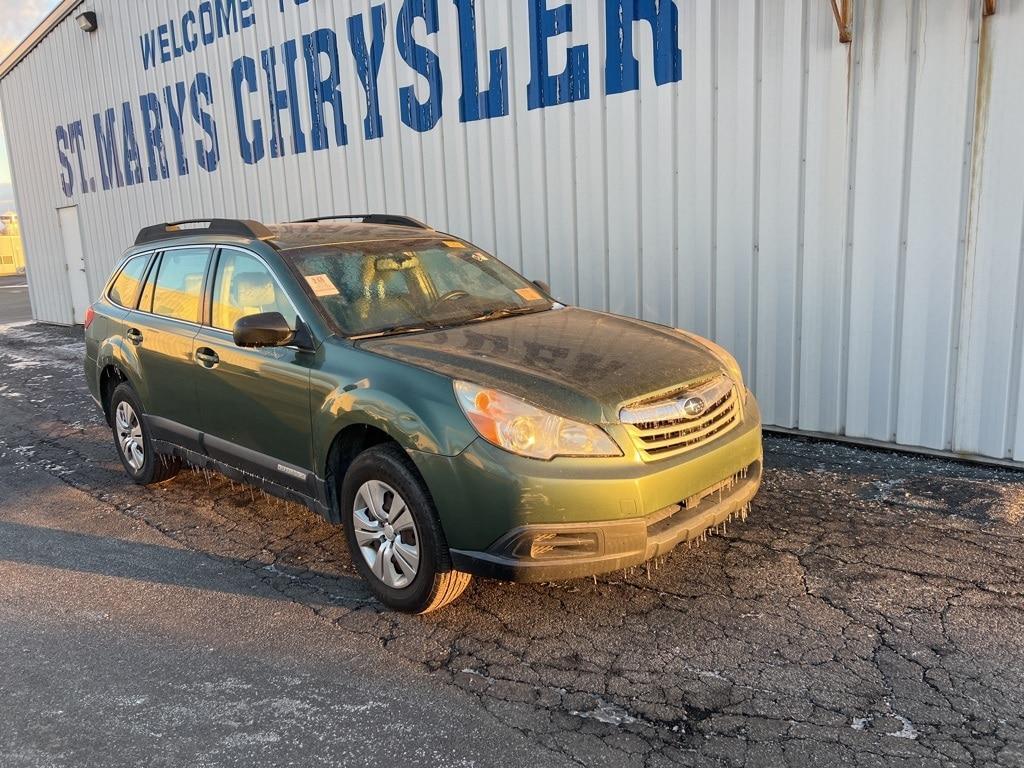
[0,212,25,276]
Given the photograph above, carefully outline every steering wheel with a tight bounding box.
[434,289,470,306]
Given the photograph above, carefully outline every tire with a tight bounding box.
[340,444,471,613]
[109,382,181,485]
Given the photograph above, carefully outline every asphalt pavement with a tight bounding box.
[1,322,1022,767]
[0,273,31,325]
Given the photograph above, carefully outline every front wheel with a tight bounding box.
[109,383,181,485]
[341,444,471,613]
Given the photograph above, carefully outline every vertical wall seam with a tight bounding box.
[1004,199,1024,457]
[50,26,64,317]
[948,5,985,452]
[670,34,680,329]
[635,88,644,316]
[793,0,810,428]
[890,0,922,441]
[268,4,292,218]
[750,0,763,394]
[460,46,474,240]
[377,0,391,214]
[384,9,410,216]
[601,18,611,313]
[709,0,719,337]
[573,93,581,307]
[487,113,499,250]
[540,99,551,285]
[838,0,863,435]
[433,106,449,230]
[485,2,500,254]
[504,0,525,271]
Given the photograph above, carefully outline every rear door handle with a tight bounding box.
[195,347,220,369]
[125,328,143,345]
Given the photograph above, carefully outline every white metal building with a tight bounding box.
[1,0,1023,465]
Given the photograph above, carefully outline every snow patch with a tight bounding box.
[890,715,919,740]
[850,713,918,740]
[0,320,34,331]
[222,731,281,748]
[570,701,638,727]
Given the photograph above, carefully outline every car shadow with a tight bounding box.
[0,519,368,608]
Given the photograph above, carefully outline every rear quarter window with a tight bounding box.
[107,254,151,308]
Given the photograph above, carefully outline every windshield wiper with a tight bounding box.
[352,305,549,339]
[350,321,443,340]
[468,305,549,324]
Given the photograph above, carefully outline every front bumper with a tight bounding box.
[450,458,761,581]
[411,389,763,582]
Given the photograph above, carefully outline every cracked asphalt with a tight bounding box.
[1,322,1023,767]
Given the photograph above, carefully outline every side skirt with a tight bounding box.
[152,439,332,521]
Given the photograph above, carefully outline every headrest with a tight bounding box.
[234,272,276,307]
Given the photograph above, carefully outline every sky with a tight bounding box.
[0,0,60,212]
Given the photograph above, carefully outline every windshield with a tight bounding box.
[290,239,553,337]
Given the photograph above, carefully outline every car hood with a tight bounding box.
[357,307,725,423]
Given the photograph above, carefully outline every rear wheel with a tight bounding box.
[110,383,181,485]
[341,444,471,613]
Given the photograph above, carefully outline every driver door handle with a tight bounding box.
[125,328,143,345]
[195,347,220,369]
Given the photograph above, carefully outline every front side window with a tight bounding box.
[210,249,297,331]
[108,253,150,308]
[291,239,552,337]
[149,248,210,323]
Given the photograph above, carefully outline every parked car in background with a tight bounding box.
[84,216,763,612]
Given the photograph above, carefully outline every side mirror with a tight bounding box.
[532,279,551,295]
[233,312,295,348]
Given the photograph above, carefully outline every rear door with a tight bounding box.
[193,246,315,492]
[126,246,212,450]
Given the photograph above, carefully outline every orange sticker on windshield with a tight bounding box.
[305,274,339,297]
[443,240,467,249]
[516,287,542,301]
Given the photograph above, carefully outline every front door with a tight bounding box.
[57,206,91,323]
[193,247,314,492]
[126,246,212,449]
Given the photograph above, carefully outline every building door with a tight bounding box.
[57,205,90,323]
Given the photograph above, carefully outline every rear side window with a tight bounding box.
[149,248,210,323]
[108,254,150,308]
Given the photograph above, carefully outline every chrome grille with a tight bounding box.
[619,375,740,460]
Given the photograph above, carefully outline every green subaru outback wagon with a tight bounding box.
[85,216,762,612]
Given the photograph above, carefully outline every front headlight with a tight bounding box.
[675,330,745,389]
[454,381,622,460]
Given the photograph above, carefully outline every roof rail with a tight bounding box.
[135,219,275,246]
[295,214,433,230]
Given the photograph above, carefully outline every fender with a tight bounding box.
[97,332,148,405]
[309,342,477,478]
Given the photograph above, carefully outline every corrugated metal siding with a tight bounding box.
[1,0,1024,463]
